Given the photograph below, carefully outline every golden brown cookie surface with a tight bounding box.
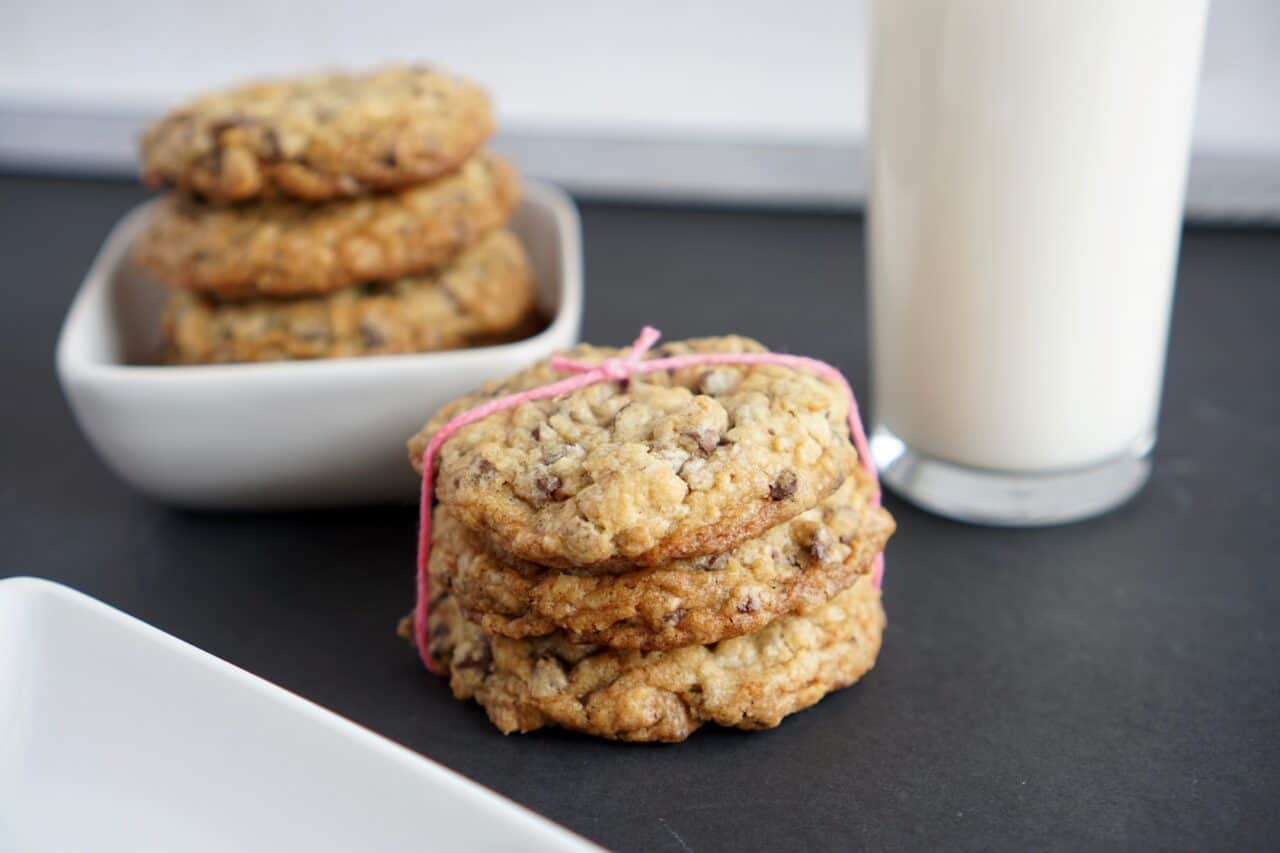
[425,577,885,742]
[408,336,861,570]
[141,65,493,202]
[135,151,519,298]
[432,469,894,648]
[163,229,535,364]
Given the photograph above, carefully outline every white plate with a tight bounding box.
[56,182,583,509]
[0,577,599,853]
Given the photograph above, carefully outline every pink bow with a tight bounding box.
[549,325,662,379]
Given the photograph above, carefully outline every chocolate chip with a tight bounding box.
[359,320,387,349]
[663,608,687,626]
[769,470,798,501]
[807,535,831,563]
[686,426,720,456]
[475,458,496,476]
[430,623,450,642]
[262,129,282,160]
[383,150,399,168]
[455,638,493,673]
[356,279,389,298]
[531,425,542,441]
[698,553,729,572]
[535,472,564,501]
[736,595,760,614]
[208,114,255,136]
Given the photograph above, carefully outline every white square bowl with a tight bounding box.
[0,577,599,853]
[56,182,582,509]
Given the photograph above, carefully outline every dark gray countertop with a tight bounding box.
[2,173,1278,851]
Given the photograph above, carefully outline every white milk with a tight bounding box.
[868,0,1208,472]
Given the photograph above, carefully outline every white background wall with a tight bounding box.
[2,0,1277,216]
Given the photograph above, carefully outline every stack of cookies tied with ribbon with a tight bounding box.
[133,65,537,364]
[404,329,896,742]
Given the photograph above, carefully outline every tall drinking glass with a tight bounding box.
[868,0,1210,524]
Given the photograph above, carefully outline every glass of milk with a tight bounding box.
[867,0,1209,525]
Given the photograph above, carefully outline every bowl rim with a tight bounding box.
[55,180,583,389]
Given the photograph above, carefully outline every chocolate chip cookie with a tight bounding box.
[162,229,535,364]
[424,576,884,742]
[141,65,493,202]
[433,468,894,648]
[134,151,519,298]
[408,336,861,570]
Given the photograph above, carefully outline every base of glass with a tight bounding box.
[869,425,1153,527]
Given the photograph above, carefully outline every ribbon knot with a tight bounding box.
[550,325,662,380]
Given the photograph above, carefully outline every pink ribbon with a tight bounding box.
[415,327,883,675]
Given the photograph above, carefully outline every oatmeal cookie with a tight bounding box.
[434,468,893,648]
[163,229,534,364]
[135,151,519,298]
[408,336,861,569]
[423,577,884,742]
[141,65,493,202]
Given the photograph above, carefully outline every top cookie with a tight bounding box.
[409,336,861,570]
[141,65,493,202]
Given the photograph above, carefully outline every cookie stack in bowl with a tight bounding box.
[406,336,896,742]
[133,65,537,364]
